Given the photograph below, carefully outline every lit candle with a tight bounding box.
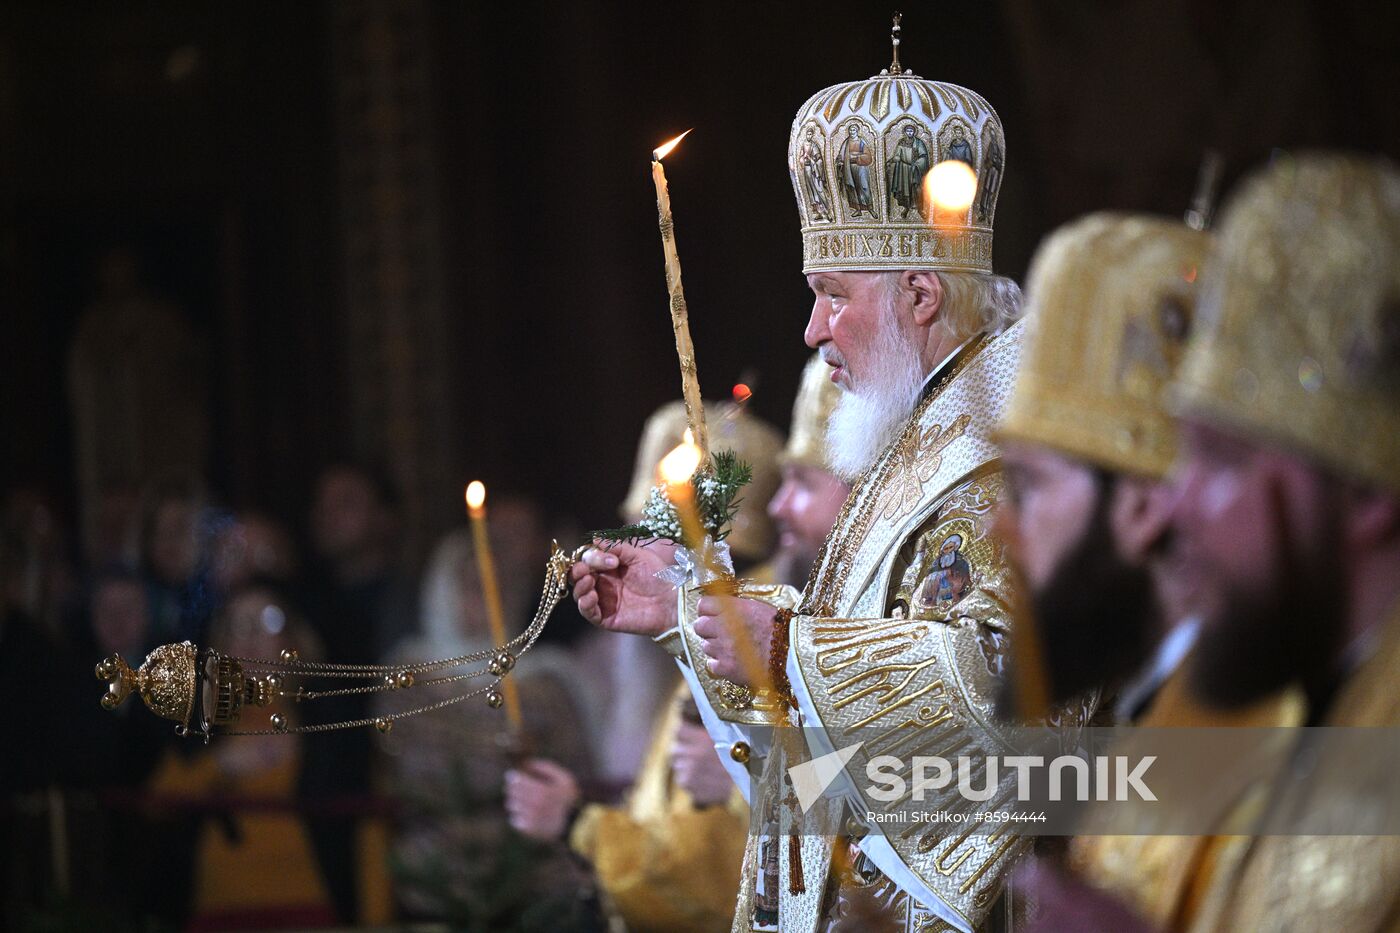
[658,434,766,690]
[651,130,710,461]
[465,481,523,729]
[658,430,706,549]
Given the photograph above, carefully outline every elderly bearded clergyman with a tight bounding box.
[570,35,1082,933]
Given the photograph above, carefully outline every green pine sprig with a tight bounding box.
[589,451,753,545]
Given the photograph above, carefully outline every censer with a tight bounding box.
[95,542,584,741]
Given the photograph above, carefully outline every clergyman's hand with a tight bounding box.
[694,595,779,687]
[569,540,678,638]
[504,758,581,842]
[670,719,734,807]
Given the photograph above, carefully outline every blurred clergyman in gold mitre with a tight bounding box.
[569,23,1093,932]
[992,212,1303,932]
[1160,153,1400,932]
[507,394,801,932]
[619,399,785,577]
[994,212,1212,724]
[1023,154,1400,933]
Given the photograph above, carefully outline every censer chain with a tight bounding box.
[218,543,586,734]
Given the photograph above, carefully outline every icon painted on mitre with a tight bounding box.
[975,125,1004,223]
[837,123,876,219]
[886,123,931,220]
[797,126,835,223]
[1117,293,1188,400]
[946,123,976,168]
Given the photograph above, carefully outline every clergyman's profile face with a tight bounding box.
[996,440,1160,705]
[802,271,899,392]
[996,442,1100,591]
[1169,418,1344,708]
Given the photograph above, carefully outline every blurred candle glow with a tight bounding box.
[659,429,703,486]
[658,432,767,690]
[659,430,705,549]
[925,159,978,212]
[465,480,486,514]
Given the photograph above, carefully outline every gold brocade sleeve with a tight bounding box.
[787,472,1059,932]
[673,581,803,726]
[570,680,749,933]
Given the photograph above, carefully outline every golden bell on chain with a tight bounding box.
[395,671,414,689]
[270,712,289,733]
[486,688,505,710]
[375,717,393,734]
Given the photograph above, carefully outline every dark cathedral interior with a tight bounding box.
[3,2,1399,931]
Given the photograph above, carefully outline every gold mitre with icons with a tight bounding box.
[1173,152,1400,493]
[779,353,841,472]
[787,17,1006,274]
[999,213,1210,478]
[620,399,783,560]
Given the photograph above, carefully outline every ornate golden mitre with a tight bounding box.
[1173,153,1400,492]
[787,30,1006,273]
[619,400,783,560]
[778,353,840,472]
[999,213,1209,478]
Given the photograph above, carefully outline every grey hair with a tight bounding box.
[937,271,1023,340]
[882,270,1024,342]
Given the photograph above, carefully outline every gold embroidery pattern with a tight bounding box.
[876,414,972,521]
[792,611,1027,930]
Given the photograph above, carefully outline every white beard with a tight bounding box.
[824,301,926,482]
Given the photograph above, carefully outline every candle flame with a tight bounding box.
[652,129,692,162]
[465,481,486,511]
[925,159,978,212]
[659,429,703,484]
